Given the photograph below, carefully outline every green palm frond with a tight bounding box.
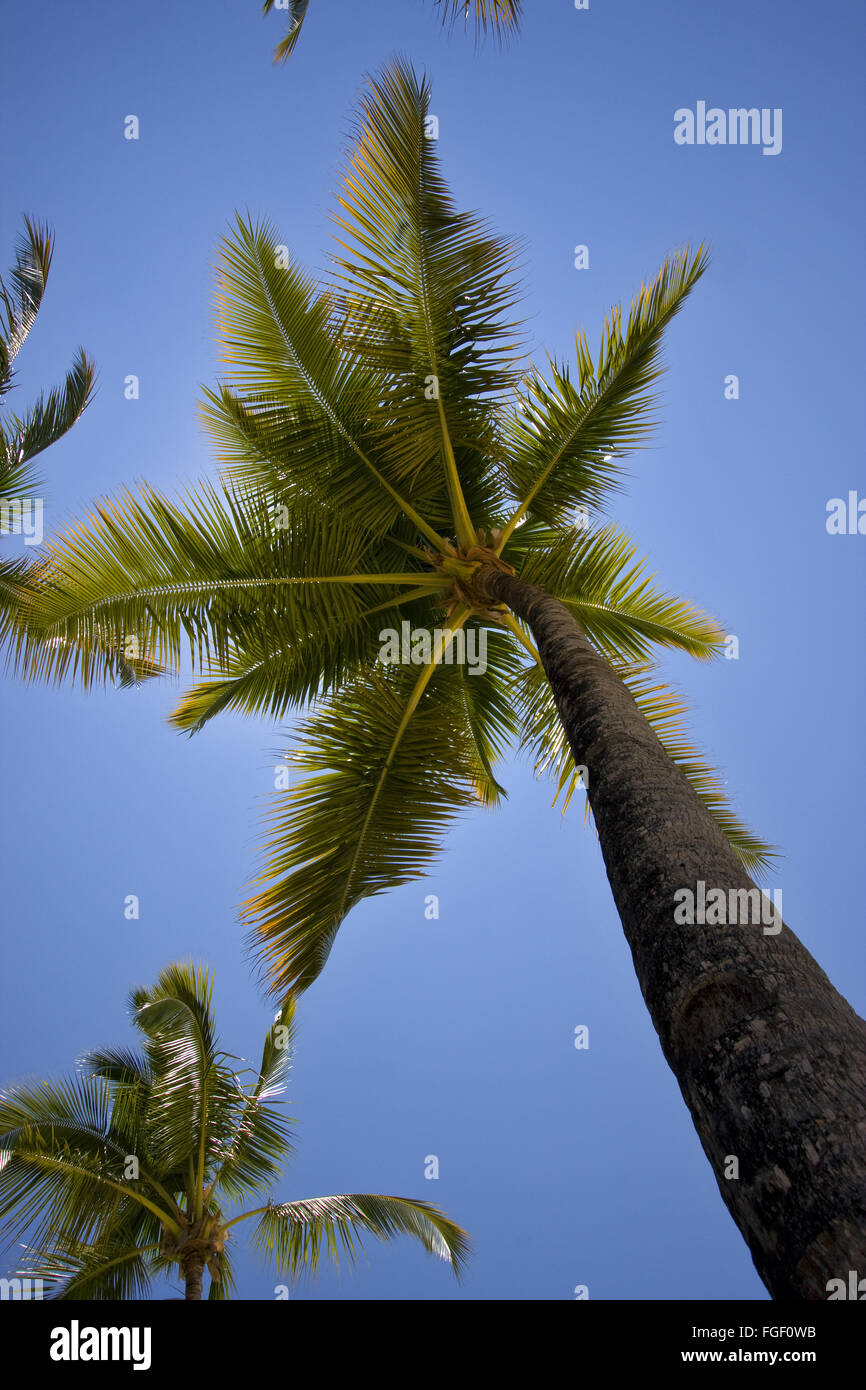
[133,962,231,1067]
[81,1047,152,1089]
[11,482,440,692]
[165,592,428,734]
[452,626,523,806]
[0,1074,174,1253]
[209,215,447,548]
[332,58,523,545]
[498,245,709,541]
[0,217,53,390]
[0,554,36,644]
[79,1047,154,1163]
[1,349,95,497]
[262,0,310,61]
[20,1235,158,1302]
[206,1245,238,1300]
[246,1192,470,1279]
[130,964,246,1189]
[211,995,296,1200]
[517,523,725,663]
[245,655,488,996]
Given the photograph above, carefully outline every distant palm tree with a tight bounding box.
[262,0,521,61]
[0,216,94,642]
[0,962,469,1299]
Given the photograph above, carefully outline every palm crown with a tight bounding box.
[0,962,468,1299]
[12,60,772,999]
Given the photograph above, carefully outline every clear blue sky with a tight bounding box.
[2,0,864,1300]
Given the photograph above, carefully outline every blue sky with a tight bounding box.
[2,0,864,1299]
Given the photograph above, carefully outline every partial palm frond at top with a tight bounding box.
[434,0,521,38]
[12,59,775,998]
[263,0,521,62]
[262,0,310,61]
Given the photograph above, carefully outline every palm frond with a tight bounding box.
[244,657,489,996]
[130,963,227,1177]
[453,625,522,805]
[435,0,522,38]
[263,0,310,61]
[206,1245,238,1299]
[18,1235,157,1301]
[78,1047,154,1164]
[11,483,422,692]
[1,349,95,494]
[0,1071,172,1253]
[517,523,725,663]
[210,215,445,548]
[80,1047,151,1089]
[248,1192,470,1279]
[0,554,37,647]
[332,58,523,541]
[499,245,709,539]
[0,217,53,389]
[212,996,296,1200]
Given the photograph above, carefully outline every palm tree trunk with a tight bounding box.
[183,1254,204,1301]
[481,566,866,1299]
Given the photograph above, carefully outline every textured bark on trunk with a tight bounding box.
[183,1254,204,1301]
[482,566,866,1300]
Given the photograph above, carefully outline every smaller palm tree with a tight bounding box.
[262,0,521,61]
[0,963,469,1299]
[0,216,94,643]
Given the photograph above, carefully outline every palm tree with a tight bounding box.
[262,0,521,61]
[11,60,866,1298]
[0,216,95,643]
[0,962,469,1299]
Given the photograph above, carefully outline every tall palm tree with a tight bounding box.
[262,0,521,61]
[0,962,469,1299]
[11,61,866,1298]
[0,216,95,642]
